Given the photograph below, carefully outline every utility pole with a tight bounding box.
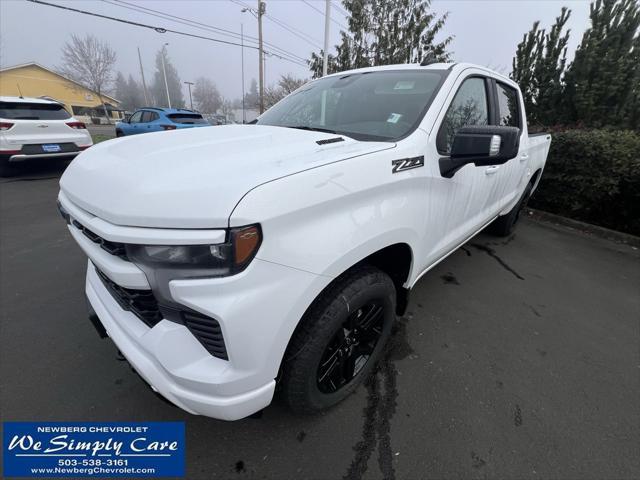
[161,43,171,108]
[257,0,265,114]
[184,81,194,110]
[322,0,330,76]
[137,47,149,105]
[241,23,246,123]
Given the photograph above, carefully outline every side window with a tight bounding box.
[141,111,155,123]
[496,83,520,127]
[149,112,159,122]
[436,77,489,154]
[129,111,143,123]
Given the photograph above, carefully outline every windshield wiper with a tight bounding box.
[284,125,341,135]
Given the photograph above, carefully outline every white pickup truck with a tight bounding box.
[58,63,550,420]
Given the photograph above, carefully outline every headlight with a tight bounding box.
[126,225,262,309]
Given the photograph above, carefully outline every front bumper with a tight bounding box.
[86,264,276,421]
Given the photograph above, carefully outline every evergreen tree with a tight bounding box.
[511,8,571,126]
[114,72,144,111]
[151,47,184,108]
[562,0,640,128]
[309,0,452,78]
[192,77,222,114]
[244,78,259,110]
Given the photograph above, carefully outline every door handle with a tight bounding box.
[485,166,500,175]
[520,153,529,162]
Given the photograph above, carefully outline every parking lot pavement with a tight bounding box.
[1,166,639,480]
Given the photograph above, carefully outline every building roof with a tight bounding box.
[0,62,120,104]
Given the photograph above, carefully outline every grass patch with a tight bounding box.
[91,134,115,144]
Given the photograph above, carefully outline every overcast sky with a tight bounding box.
[0,0,592,101]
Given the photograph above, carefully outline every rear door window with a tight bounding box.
[0,102,71,120]
[496,83,520,128]
[141,111,157,123]
[167,114,208,124]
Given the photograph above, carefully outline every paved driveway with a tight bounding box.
[1,165,639,480]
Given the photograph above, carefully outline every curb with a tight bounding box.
[525,208,640,248]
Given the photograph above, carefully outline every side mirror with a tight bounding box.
[439,125,520,178]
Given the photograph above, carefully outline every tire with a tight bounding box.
[488,181,534,237]
[280,266,396,414]
[0,156,17,177]
[115,130,124,137]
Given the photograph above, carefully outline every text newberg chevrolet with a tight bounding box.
[58,63,551,420]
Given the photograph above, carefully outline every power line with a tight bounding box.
[25,0,307,67]
[302,0,348,31]
[108,0,308,63]
[264,13,323,49]
[331,0,350,19]
[231,0,321,52]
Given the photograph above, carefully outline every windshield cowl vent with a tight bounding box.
[316,137,345,145]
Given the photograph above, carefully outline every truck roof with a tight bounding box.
[323,62,514,86]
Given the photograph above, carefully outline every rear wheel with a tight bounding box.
[488,181,534,236]
[280,266,396,414]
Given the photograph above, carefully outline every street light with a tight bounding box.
[184,81,194,110]
[161,42,171,108]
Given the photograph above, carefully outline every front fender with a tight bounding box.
[229,139,426,283]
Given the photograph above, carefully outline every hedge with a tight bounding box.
[529,129,640,236]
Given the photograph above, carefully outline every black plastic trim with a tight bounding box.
[316,137,344,145]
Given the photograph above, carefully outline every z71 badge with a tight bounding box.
[391,156,424,173]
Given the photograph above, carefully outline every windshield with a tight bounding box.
[0,101,71,120]
[256,70,447,141]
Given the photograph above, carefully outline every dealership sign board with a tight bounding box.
[3,422,185,477]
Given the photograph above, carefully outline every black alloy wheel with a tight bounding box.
[316,302,385,393]
[280,266,396,414]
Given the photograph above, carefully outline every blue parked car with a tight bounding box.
[115,108,210,137]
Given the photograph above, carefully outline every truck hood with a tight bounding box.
[60,125,394,228]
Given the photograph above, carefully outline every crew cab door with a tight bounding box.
[421,74,496,265]
[485,80,528,215]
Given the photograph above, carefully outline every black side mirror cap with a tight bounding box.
[439,125,520,178]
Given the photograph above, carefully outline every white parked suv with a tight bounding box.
[0,96,93,176]
[58,63,551,420]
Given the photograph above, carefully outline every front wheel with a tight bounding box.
[115,129,124,137]
[279,266,396,414]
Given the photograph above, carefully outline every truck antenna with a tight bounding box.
[16,83,24,98]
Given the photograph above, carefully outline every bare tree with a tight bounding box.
[264,74,307,109]
[219,98,234,118]
[58,34,116,123]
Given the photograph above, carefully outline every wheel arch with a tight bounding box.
[277,242,414,384]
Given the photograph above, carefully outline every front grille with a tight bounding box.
[95,268,162,327]
[73,220,128,261]
[182,311,228,360]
